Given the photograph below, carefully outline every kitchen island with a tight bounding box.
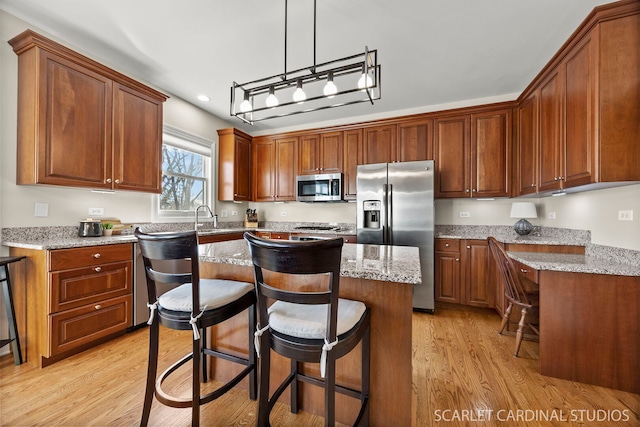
[197,239,420,427]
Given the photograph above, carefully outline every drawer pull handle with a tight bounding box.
[466,245,471,249]
[445,243,449,247]
[94,267,102,272]
[95,305,102,310]
[93,253,101,259]
[455,258,460,262]
[520,268,528,273]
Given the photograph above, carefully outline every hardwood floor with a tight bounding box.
[1,303,638,426]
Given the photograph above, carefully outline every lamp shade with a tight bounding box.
[510,202,537,219]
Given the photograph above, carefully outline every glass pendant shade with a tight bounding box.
[265,86,279,107]
[292,80,306,103]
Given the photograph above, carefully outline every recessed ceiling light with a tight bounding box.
[197,94,210,102]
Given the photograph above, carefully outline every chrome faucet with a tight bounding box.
[195,205,216,231]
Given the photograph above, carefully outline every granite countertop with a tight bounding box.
[198,239,421,285]
[508,251,640,277]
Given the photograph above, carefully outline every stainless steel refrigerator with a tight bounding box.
[356,160,435,312]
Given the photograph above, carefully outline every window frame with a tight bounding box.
[154,124,214,221]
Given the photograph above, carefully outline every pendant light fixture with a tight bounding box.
[230,0,381,124]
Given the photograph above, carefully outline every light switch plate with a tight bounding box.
[88,207,104,216]
[459,211,470,218]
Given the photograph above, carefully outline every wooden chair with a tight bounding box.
[488,236,540,357]
[244,232,371,427]
[135,228,257,427]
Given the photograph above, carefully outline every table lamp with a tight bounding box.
[510,202,537,235]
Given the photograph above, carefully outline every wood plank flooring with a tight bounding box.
[1,303,638,426]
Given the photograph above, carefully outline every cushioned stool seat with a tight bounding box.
[159,279,254,312]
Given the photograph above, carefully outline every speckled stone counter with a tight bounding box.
[508,251,640,277]
[199,239,420,284]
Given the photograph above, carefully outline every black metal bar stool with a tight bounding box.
[0,256,25,365]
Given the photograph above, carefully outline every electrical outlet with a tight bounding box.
[34,202,49,217]
[231,210,238,216]
[221,210,228,218]
[280,211,287,216]
[88,207,104,216]
[459,211,470,218]
[618,210,633,221]
[548,211,556,220]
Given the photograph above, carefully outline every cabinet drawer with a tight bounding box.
[49,294,131,356]
[338,234,357,244]
[435,239,460,252]
[50,261,132,313]
[49,244,132,270]
[270,232,290,240]
[198,232,244,244]
[513,260,539,284]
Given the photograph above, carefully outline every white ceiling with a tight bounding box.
[1,0,611,135]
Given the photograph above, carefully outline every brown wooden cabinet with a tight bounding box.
[10,243,132,367]
[471,110,511,198]
[9,30,167,193]
[298,132,342,175]
[434,239,461,304]
[218,128,252,202]
[516,92,539,195]
[398,119,434,162]
[516,3,640,195]
[435,110,511,199]
[251,136,297,202]
[461,239,495,308]
[198,232,244,244]
[342,129,362,200]
[362,124,398,164]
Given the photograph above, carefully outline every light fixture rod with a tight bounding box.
[313,0,317,73]
[284,0,288,80]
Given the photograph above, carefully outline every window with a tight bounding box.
[156,125,213,218]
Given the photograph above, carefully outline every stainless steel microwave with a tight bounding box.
[296,173,343,202]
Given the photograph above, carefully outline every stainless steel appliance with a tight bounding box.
[296,173,343,202]
[356,160,435,312]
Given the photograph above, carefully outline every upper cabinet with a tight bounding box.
[398,119,434,162]
[9,30,167,193]
[218,128,252,202]
[298,132,342,175]
[515,1,640,195]
[362,124,397,164]
[435,108,511,198]
[342,129,362,200]
[252,136,297,202]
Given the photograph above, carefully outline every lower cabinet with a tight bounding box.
[435,238,496,308]
[10,243,133,367]
[435,239,462,303]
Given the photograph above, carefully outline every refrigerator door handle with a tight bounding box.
[383,183,389,244]
[387,184,393,245]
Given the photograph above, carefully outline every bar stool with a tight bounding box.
[0,256,25,365]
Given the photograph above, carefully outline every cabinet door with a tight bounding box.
[298,133,320,175]
[234,134,252,201]
[435,115,470,198]
[343,129,362,200]
[516,92,539,195]
[319,132,343,173]
[274,137,297,201]
[252,138,275,201]
[34,51,113,189]
[462,240,494,308]
[471,110,511,198]
[112,83,163,193]
[398,119,433,162]
[538,69,564,192]
[362,124,397,164]
[564,35,596,188]
[434,252,461,304]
